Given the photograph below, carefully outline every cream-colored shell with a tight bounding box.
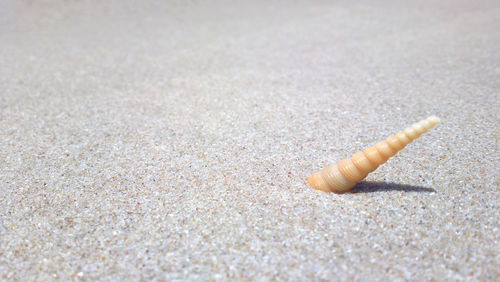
[307,116,440,193]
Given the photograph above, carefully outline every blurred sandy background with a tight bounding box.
[1,0,499,280]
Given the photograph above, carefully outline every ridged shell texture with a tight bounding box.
[307,116,440,193]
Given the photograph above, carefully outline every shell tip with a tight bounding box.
[427,115,441,126]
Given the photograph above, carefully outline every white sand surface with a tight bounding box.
[1,0,499,280]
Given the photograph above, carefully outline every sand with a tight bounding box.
[1,0,499,280]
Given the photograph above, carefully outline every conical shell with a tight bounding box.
[307,116,440,193]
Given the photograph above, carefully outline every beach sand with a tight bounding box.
[1,0,499,280]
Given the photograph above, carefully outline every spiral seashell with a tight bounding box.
[307,116,440,193]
